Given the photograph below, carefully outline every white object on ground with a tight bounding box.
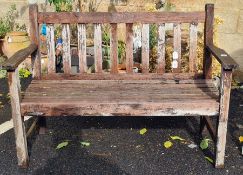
[0,116,32,135]
[188,143,198,149]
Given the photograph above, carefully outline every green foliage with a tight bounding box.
[48,0,73,12]
[101,25,126,65]
[0,5,16,38]
[80,141,91,147]
[0,5,27,39]
[56,141,69,149]
[118,40,126,64]
[149,24,158,50]
[200,138,210,150]
[0,69,7,79]
[18,68,31,78]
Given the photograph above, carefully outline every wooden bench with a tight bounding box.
[2,3,238,168]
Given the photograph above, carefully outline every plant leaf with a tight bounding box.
[170,136,185,141]
[239,136,243,143]
[139,128,147,135]
[80,141,90,147]
[205,156,214,163]
[200,139,210,150]
[56,141,69,150]
[164,141,173,148]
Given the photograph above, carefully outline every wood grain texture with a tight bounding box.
[77,24,87,73]
[189,23,198,73]
[173,23,181,73]
[126,23,133,73]
[62,24,71,74]
[46,24,56,74]
[157,24,166,73]
[8,69,29,168]
[94,24,102,73]
[110,23,118,74]
[215,68,232,168]
[29,4,41,79]
[40,73,203,80]
[2,44,37,71]
[204,4,214,79]
[142,24,150,74]
[21,79,219,117]
[38,12,205,24]
[206,44,238,70]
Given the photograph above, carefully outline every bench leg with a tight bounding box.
[199,116,206,136]
[215,69,232,168]
[8,70,29,168]
[38,116,47,135]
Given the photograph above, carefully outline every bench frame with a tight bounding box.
[2,3,238,168]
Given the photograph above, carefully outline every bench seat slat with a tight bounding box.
[21,80,219,117]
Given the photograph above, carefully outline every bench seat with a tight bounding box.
[21,79,219,117]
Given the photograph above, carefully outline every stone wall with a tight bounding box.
[0,0,242,79]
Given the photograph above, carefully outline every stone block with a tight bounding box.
[215,0,240,9]
[215,9,239,34]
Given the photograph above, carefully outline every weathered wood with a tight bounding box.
[126,23,133,73]
[2,44,37,71]
[46,24,56,74]
[40,72,204,80]
[142,24,150,73]
[8,69,29,168]
[189,23,198,73]
[94,24,103,73]
[38,12,206,24]
[29,4,41,79]
[173,23,181,73]
[110,23,118,74]
[157,24,166,73]
[20,79,219,117]
[204,4,214,79]
[62,24,71,74]
[206,44,238,70]
[26,118,39,138]
[77,24,87,73]
[215,69,232,168]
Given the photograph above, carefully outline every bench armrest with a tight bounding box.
[206,44,238,70]
[1,44,38,72]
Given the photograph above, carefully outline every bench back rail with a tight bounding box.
[29,5,209,80]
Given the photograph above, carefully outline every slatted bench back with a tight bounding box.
[29,4,213,80]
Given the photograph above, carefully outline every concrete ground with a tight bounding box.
[0,78,242,175]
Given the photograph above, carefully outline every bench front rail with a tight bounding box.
[1,3,238,169]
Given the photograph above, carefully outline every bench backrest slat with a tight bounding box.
[94,24,103,73]
[46,24,55,74]
[189,23,198,73]
[38,12,205,24]
[173,23,181,73]
[30,5,215,79]
[141,24,150,74]
[77,24,87,73]
[157,23,166,73]
[110,23,118,74]
[126,23,134,74]
[62,24,71,74]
